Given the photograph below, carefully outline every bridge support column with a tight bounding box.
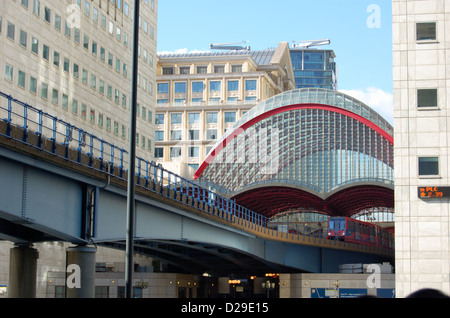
[8,244,39,298]
[66,245,96,298]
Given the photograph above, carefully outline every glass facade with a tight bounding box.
[290,49,337,90]
[196,88,393,202]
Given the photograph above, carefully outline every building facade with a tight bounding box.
[290,47,337,90]
[155,42,295,176]
[393,0,450,297]
[0,0,157,162]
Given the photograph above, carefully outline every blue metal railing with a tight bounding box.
[0,91,393,254]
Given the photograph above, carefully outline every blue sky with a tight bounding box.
[156,0,393,123]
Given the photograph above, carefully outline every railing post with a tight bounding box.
[37,110,43,148]
[6,94,12,136]
[22,103,28,142]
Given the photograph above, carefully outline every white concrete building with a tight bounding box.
[0,0,157,162]
[393,0,450,297]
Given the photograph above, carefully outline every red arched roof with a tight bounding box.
[232,185,393,218]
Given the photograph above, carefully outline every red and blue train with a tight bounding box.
[327,217,394,249]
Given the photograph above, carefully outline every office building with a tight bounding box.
[290,42,337,90]
[0,0,158,297]
[393,0,450,297]
[0,0,157,162]
[155,42,295,176]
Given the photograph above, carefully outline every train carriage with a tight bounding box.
[327,216,393,248]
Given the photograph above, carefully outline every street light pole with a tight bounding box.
[125,0,140,299]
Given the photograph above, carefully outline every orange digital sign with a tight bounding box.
[418,186,450,198]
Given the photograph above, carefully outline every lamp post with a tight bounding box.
[261,280,275,298]
[125,0,140,299]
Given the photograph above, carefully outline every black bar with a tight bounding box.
[125,0,140,298]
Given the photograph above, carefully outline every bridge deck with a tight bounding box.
[0,117,393,258]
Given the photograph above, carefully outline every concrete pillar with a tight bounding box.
[65,245,96,298]
[8,244,39,298]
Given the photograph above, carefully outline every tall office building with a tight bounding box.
[393,0,450,297]
[290,43,337,90]
[155,42,295,176]
[0,0,157,162]
[0,0,158,297]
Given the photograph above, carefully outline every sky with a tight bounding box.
[156,0,393,124]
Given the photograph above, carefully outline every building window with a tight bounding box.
[197,66,207,74]
[245,80,257,91]
[4,64,13,81]
[170,130,182,141]
[170,147,181,158]
[162,67,174,75]
[210,81,221,92]
[19,30,27,47]
[188,113,200,124]
[224,112,236,123]
[155,130,164,141]
[42,44,49,61]
[192,82,203,93]
[175,82,186,94]
[417,89,437,108]
[155,147,164,158]
[155,113,164,125]
[227,80,239,92]
[206,112,218,124]
[231,65,242,72]
[214,65,225,73]
[416,22,436,41]
[189,147,199,158]
[171,113,182,125]
[157,83,169,94]
[189,130,199,140]
[206,129,217,140]
[418,157,439,176]
[53,51,60,67]
[30,76,37,93]
[18,70,25,88]
[62,94,68,109]
[179,66,190,74]
[51,88,58,104]
[44,6,51,23]
[31,37,38,54]
[7,22,15,40]
[95,286,109,298]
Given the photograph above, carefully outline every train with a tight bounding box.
[327,217,394,249]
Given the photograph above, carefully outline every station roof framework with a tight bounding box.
[194,88,394,219]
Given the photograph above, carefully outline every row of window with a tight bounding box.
[154,112,239,126]
[19,0,156,41]
[154,146,213,161]
[14,0,156,70]
[155,129,220,142]
[162,64,245,75]
[158,80,257,94]
[415,21,440,178]
[4,63,152,151]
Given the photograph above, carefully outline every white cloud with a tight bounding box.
[339,87,393,125]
